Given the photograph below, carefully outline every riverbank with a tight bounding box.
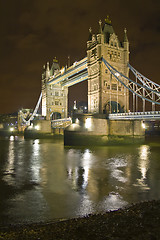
[0,200,160,239]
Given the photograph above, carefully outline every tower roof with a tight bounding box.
[102,16,115,43]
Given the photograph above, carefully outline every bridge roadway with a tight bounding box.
[48,57,88,87]
[109,111,160,120]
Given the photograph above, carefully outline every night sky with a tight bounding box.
[0,0,160,114]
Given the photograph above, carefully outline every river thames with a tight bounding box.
[0,136,160,226]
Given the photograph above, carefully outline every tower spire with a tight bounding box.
[88,27,92,41]
[99,20,102,34]
[105,15,111,25]
[124,28,128,42]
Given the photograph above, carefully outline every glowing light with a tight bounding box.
[9,135,14,141]
[142,122,146,129]
[10,127,14,132]
[85,118,92,129]
[35,125,40,130]
[75,118,79,124]
[115,72,120,77]
[60,67,65,74]
[73,61,77,66]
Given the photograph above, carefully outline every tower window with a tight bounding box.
[112,84,117,90]
[55,101,59,105]
[118,87,121,91]
[55,92,59,96]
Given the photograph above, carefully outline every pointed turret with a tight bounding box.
[88,27,92,41]
[99,20,102,34]
[102,16,115,43]
[46,61,50,79]
[124,28,128,42]
[51,57,60,76]
[123,28,129,51]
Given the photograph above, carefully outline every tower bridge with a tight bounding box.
[21,17,160,142]
[41,17,130,121]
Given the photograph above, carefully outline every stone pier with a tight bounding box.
[64,114,145,146]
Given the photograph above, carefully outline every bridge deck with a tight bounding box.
[109,111,160,120]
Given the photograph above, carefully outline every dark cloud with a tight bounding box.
[0,0,159,113]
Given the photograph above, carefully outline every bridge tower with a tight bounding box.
[41,58,68,120]
[87,16,129,114]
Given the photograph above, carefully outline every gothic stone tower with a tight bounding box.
[42,59,68,120]
[87,17,129,114]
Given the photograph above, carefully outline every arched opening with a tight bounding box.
[50,112,61,120]
[103,101,124,114]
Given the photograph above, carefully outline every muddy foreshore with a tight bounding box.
[0,200,160,239]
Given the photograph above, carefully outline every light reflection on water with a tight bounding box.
[0,137,160,225]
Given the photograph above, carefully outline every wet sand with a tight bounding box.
[0,200,160,239]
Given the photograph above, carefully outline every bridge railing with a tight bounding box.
[109,111,160,120]
[51,118,72,128]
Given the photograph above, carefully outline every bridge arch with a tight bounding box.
[103,101,124,114]
[50,112,61,120]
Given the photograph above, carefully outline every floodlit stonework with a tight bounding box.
[42,59,68,120]
[42,17,130,119]
[87,17,129,114]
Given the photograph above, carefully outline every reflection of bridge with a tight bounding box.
[21,17,160,129]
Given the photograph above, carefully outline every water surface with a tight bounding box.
[0,136,160,226]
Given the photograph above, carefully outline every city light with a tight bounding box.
[34,125,40,130]
[141,122,146,129]
[85,118,92,129]
[115,72,120,77]
[75,118,79,124]
[10,127,14,132]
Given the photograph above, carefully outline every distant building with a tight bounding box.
[0,112,18,129]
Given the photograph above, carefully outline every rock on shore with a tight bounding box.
[0,200,160,240]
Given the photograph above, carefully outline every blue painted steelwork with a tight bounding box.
[128,63,160,89]
[102,58,160,105]
[61,71,88,86]
[48,58,87,85]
